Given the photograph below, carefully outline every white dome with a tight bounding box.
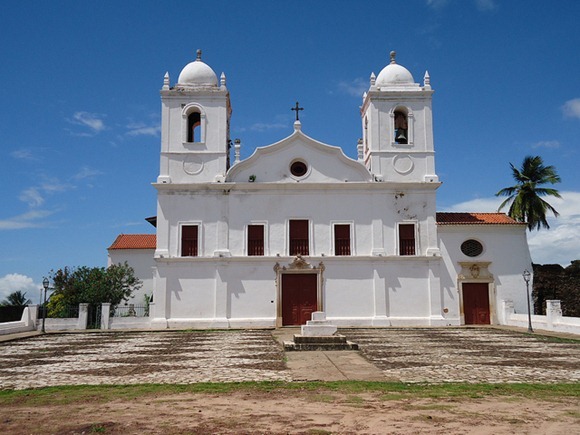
[177,50,218,87]
[376,63,415,86]
[375,51,415,87]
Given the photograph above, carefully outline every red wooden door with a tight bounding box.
[281,274,317,326]
[463,283,490,324]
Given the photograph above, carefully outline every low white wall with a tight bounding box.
[0,306,38,335]
[501,299,580,335]
[109,317,152,330]
[38,303,88,331]
[41,318,81,331]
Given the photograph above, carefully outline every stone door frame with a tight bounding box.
[457,261,496,325]
[274,255,325,327]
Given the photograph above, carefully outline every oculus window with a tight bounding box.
[461,239,484,257]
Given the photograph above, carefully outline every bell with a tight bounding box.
[395,129,407,144]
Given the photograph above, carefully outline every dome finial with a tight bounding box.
[390,50,397,64]
[196,49,202,60]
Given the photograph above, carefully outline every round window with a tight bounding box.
[461,239,484,257]
[290,161,308,177]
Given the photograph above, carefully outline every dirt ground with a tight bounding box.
[1,389,578,434]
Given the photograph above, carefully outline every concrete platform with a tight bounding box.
[272,328,383,381]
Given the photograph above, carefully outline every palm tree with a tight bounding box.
[0,290,32,306]
[496,155,561,231]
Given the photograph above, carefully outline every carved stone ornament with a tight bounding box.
[469,264,480,278]
[458,262,493,281]
[273,255,325,272]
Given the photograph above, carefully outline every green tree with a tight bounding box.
[496,155,561,231]
[46,263,142,317]
[0,290,32,306]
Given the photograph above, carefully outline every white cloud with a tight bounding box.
[426,0,450,9]
[444,197,502,213]
[40,178,73,193]
[10,149,36,160]
[238,122,287,133]
[444,191,580,266]
[0,210,55,230]
[19,187,44,207]
[11,176,72,228]
[337,77,367,97]
[475,0,497,11]
[126,122,161,137]
[68,111,106,134]
[0,273,40,303]
[562,98,580,119]
[426,0,496,11]
[73,166,103,180]
[532,140,560,149]
[527,192,580,265]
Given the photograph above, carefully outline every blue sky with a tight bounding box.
[1,0,579,303]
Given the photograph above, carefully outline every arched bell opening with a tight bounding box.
[187,112,201,143]
[394,108,408,144]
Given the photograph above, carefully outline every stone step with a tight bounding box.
[293,334,349,344]
[283,340,359,351]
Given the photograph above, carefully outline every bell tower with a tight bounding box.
[361,51,438,184]
[157,50,231,184]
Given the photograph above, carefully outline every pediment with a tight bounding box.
[226,126,372,183]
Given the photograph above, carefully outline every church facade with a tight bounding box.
[108,51,533,329]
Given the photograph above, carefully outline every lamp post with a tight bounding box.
[522,270,533,333]
[41,277,49,333]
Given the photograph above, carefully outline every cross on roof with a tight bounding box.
[291,101,304,121]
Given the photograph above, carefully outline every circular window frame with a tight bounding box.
[289,159,309,179]
[460,239,484,257]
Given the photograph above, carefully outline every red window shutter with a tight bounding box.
[289,220,309,255]
[248,225,264,256]
[334,224,351,256]
[181,225,198,257]
[399,224,415,256]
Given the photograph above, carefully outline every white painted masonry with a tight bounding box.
[108,50,538,330]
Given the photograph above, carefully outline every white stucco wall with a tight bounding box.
[438,225,533,321]
[108,249,155,305]
[155,184,439,259]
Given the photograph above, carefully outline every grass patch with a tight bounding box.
[0,381,578,406]
[307,393,337,403]
[528,334,580,344]
[380,392,408,401]
[345,395,365,405]
[563,410,580,419]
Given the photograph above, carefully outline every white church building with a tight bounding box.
[108,50,533,329]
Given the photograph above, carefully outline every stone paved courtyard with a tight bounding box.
[0,330,290,390]
[341,328,580,384]
[0,328,578,390]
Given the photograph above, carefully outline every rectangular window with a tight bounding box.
[289,220,309,256]
[247,224,264,256]
[181,225,198,257]
[399,223,416,256]
[334,224,351,256]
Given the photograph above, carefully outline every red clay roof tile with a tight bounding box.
[108,234,156,250]
[436,212,523,225]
